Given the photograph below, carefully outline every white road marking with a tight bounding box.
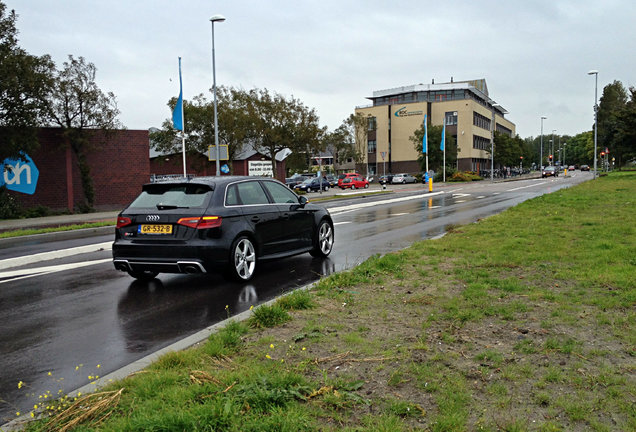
[455,200,466,203]
[506,181,548,192]
[389,213,409,216]
[329,191,444,215]
[477,196,486,199]
[333,221,351,226]
[0,258,113,284]
[0,241,112,271]
[452,193,471,198]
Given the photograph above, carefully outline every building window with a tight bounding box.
[473,135,490,150]
[367,139,377,153]
[496,124,512,137]
[367,116,376,131]
[445,111,458,126]
[473,112,491,130]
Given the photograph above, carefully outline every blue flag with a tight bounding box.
[422,114,428,154]
[440,119,445,151]
[172,57,183,131]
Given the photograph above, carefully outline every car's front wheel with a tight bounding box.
[310,220,334,257]
[364,183,369,188]
[351,184,356,190]
[127,270,158,281]
[229,236,256,281]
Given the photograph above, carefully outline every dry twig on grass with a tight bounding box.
[46,388,124,432]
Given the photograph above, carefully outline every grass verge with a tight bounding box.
[19,172,635,431]
[0,221,114,239]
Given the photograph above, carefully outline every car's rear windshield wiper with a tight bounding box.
[156,204,190,210]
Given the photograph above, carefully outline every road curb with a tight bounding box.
[0,226,114,249]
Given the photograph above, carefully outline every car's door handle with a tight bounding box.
[250,216,260,222]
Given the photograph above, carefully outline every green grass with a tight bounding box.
[0,221,114,238]
[21,172,636,431]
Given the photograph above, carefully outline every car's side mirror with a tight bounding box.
[298,196,308,207]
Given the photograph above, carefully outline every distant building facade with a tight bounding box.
[355,79,516,175]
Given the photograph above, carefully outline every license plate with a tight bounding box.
[139,224,173,235]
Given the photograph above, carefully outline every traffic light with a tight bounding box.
[549,155,553,161]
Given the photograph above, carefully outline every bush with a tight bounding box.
[448,171,484,182]
[0,187,21,219]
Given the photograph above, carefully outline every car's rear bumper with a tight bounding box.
[112,241,227,274]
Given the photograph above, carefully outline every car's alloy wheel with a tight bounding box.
[310,220,334,257]
[231,236,256,280]
[351,184,356,190]
[364,183,369,188]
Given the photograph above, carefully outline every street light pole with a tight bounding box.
[210,14,226,177]
[588,70,599,179]
[540,116,547,171]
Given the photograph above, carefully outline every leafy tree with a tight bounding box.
[244,88,323,180]
[615,86,636,168]
[410,124,457,173]
[324,119,360,173]
[0,1,54,161]
[47,55,121,209]
[150,87,252,173]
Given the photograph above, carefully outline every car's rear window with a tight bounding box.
[128,184,212,209]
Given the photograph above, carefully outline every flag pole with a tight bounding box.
[172,57,186,177]
[442,119,446,183]
[423,114,428,175]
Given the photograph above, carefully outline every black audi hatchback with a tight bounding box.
[112,176,334,281]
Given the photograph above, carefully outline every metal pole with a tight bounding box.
[211,16,225,176]
[593,74,598,179]
[540,116,546,172]
[491,108,495,181]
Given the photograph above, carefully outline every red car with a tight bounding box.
[339,175,369,190]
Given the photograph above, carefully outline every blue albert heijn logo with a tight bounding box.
[220,164,230,174]
[1,153,39,195]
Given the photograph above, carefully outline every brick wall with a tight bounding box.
[8,128,149,212]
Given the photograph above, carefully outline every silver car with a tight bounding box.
[391,173,416,184]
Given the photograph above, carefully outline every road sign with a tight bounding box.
[380,151,387,160]
[208,144,229,161]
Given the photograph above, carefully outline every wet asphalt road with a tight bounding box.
[0,173,592,423]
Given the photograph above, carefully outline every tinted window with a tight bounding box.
[226,184,240,206]
[235,181,269,205]
[262,181,299,204]
[129,184,212,209]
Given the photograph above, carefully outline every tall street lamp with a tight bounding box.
[210,14,226,176]
[540,116,547,170]
[588,70,599,179]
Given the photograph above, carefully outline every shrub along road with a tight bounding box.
[18,172,636,431]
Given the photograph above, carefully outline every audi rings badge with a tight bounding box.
[146,215,160,222]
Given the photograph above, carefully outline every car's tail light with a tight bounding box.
[177,216,222,229]
[116,216,132,228]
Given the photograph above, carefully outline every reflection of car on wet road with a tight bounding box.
[113,176,334,281]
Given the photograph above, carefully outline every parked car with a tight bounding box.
[580,164,590,171]
[112,176,334,282]
[379,174,394,185]
[339,176,369,190]
[285,174,310,188]
[337,172,361,188]
[325,174,338,188]
[542,166,559,177]
[391,173,417,184]
[294,177,330,192]
[568,165,575,171]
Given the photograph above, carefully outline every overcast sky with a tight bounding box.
[5,0,635,138]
